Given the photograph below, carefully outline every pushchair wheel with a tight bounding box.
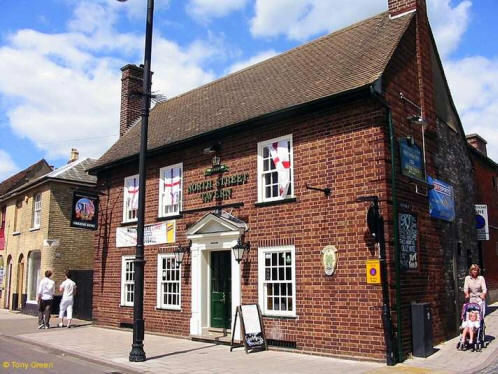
[456,342,461,350]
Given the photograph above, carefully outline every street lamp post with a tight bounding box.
[118,0,155,363]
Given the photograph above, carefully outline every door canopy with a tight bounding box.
[186,210,248,239]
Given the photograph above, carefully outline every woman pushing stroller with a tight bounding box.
[457,264,487,351]
[464,264,487,312]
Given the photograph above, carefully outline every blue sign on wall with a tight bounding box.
[428,176,455,222]
[399,139,424,180]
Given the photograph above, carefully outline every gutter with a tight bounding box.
[370,85,403,363]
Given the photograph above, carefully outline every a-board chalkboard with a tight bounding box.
[230,304,267,353]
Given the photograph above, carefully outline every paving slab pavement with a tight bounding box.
[1,303,497,374]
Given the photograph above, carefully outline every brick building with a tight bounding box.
[90,0,478,361]
[466,134,498,302]
[0,151,97,319]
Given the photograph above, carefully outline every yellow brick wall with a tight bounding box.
[1,181,95,310]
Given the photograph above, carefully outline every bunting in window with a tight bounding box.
[126,176,139,211]
[269,140,291,197]
[164,168,181,206]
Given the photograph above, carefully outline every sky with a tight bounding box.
[0,0,497,181]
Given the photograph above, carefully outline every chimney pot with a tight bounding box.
[120,64,145,137]
[68,148,79,163]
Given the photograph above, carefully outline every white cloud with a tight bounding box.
[0,0,215,162]
[249,0,471,58]
[445,56,498,161]
[0,150,18,182]
[227,50,278,74]
[250,0,385,41]
[187,0,248,21]
[427,0,471,58]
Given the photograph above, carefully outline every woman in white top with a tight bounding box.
[58,270,77,328]
[464,264,487,314]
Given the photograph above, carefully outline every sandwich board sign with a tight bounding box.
[475,205,489,241]
[230,304,267,353]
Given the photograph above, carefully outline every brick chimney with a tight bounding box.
[120,64,144,137]
[388,0,426,18]
[68,148,79,163]
[466,134,488,156]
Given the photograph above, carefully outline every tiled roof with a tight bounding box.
[92,11,414,172]
[48,158,97,184]
[0,158,97,202]
[0,159,51,196]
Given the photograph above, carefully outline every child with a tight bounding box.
[458,310,480,350]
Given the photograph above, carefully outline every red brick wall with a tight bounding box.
[93,98,393,360]
[470,153,498,289]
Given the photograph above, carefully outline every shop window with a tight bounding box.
[258,246,296,317]
[32,193,42,229]
[257,135,294,203]
[159,164,182,218]
[121,256,135,306]
[157,254,181,309]
[27,251,41,303]
[123,175,139,223]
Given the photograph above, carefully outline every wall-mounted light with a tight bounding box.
[203,141,222,155]
[232,238,250,263]
[174,241,191,266]
[407,115,428,129]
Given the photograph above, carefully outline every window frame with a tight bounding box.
[158,163,183,218]
[123,174,139,223]
[121,255,135,307]
[13,200,22,233]
[257,134,294,203]
[32,193,42,229]
[156,254,181,310]
[258,245,296,317]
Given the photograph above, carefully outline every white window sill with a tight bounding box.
[29,227,40,232]
[255,197,297,207]
[119,304,134,308]
[120,220,138,226]
[156,306,181,311]
[262,313,298,319]
[12,231,20,236]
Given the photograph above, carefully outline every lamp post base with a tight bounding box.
[129,344,146,362]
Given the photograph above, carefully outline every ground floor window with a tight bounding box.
[27,251,41,302]
[157,254,181,310]
[121,256,135,306]
[258,245,296,317]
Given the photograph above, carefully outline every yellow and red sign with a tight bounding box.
[366,259,381,284]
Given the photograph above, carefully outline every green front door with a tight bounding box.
[210,251,231,329]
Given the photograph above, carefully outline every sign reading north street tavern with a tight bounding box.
[187,173,249,203]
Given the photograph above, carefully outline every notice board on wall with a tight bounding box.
[230,304,267,353]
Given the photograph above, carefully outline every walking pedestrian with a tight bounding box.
[58,270,77,328]
[37,270,55,329]
[464,264,487,314]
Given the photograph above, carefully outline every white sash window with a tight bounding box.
[157,254,181,310]
[257,135,293,202]
[258,246,296,317]
[121,256,135,307]
[159,163,182,217]
[32,193,42,228]
[123,174,139,222]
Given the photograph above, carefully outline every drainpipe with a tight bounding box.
[370,86,403,363]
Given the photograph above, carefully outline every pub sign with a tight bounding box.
[70,192,98,230]
[399,138,424,180]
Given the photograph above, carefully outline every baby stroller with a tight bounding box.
[456,302,487,351]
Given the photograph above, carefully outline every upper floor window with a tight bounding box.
[159,164,182,217]
[123,175,139,223]
[13,200,22,232]
[32,193,42,229]
[257,135,294,202]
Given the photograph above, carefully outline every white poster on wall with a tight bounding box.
[116,221,175,248]
[475,205,489,241]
